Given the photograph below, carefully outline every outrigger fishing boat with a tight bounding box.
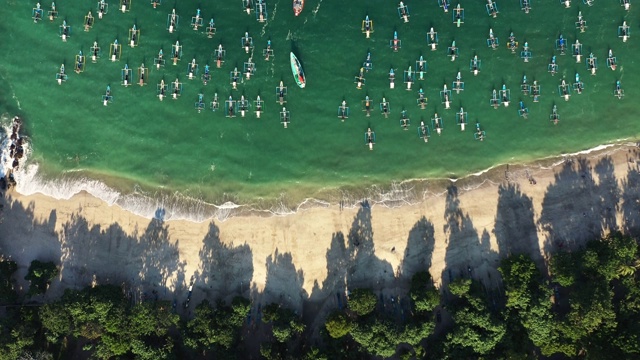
[290,52,305,88]
[293,0,303,16]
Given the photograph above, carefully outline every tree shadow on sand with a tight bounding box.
[494,183,541,263]
[0,198,59,294]
[621,151,640,237]
[0,198,188,301]
[137,217,186,291]
[441,186,498,291]
[310,232,349,302]
[262,250,307,314]
[192,221,253,302]
[346,202,394,291]
[539,157,619,257]
[400,216,435,282]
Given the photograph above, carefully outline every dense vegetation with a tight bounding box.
[0,232,639,359]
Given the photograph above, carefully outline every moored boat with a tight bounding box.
[290,52,305,88]
[293,0,304,16]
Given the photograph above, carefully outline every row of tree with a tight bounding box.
[0,232,639,359]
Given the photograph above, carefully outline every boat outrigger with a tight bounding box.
[290,52,305,88]
[474,122,486,141]
[365,128,375,150]
[293,0,303,16]
[56,64,68,85]
[362,15,374,38]
[456,107,467,130]
[276,81,287,105]
[418,121,430,142]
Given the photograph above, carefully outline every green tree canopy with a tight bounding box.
[409,271,440,314]
[324,311,353,339]
[24,261,58,297]
[445,279,506,357]
[347,288,377,316]
[0,260,17,305]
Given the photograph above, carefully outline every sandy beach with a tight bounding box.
[2,143,640,320]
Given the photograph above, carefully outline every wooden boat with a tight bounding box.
[293,0,304,16]
[290,52,305,88]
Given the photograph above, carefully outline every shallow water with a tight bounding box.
[1,0,638,212]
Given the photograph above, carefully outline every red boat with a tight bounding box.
[293,0,303,16]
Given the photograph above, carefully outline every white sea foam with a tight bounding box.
[12,163,239,223]
[3,132,635,223]
[1,117,28,181]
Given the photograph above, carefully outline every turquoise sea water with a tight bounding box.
[0,0,638,211]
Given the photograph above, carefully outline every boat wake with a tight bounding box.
[313,0,322,16]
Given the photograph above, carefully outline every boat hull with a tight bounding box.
[293,0,304,16]
[290,52,306,88]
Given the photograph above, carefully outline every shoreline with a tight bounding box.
[2,140,639,317]
[7,139,635,223]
